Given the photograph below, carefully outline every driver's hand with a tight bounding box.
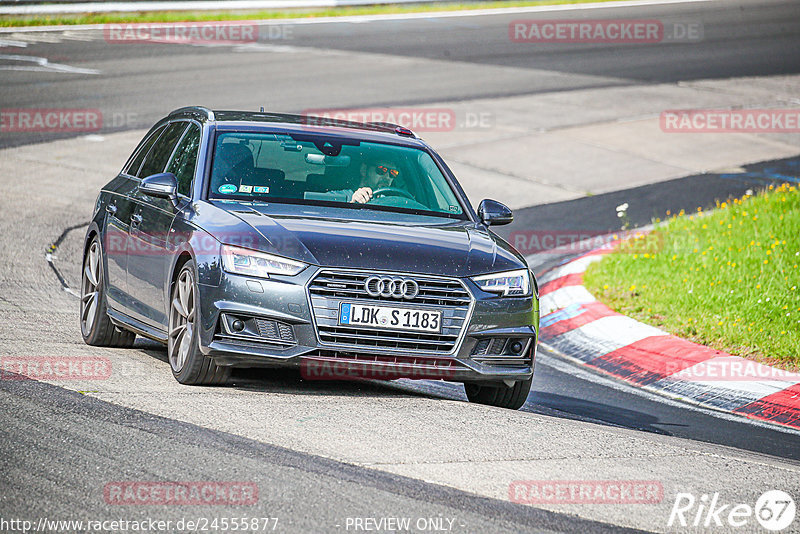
[351,187,373,204]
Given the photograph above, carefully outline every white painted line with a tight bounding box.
[552,315,667,351]
[0,54,100,75]
[540,285,596,316]
[0,0,715,31]
[0,39,28,47]
[554,254,605,276]
[538,254,604,286]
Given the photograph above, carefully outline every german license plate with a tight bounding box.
[339,303,442,334]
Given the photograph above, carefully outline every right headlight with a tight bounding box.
[471,269,532,297]
[220,245,307,279]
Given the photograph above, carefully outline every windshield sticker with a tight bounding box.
[449,205,460,213]
[218,184,237,194]
[239,185,253,193]
[254,186,270,194]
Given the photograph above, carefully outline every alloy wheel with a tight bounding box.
[80,241,101,336]
[169,268,196,372]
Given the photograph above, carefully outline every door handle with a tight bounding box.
[106,204,117,215]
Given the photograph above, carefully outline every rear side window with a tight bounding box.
[125,124,166,177]
[139,122,188,179]
[166,123,201,197]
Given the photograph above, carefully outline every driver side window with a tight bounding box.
[125,125,166,177]
[139,122,188,179]
[166,123,201,197]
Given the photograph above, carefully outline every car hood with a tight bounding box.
[214,203,525,277]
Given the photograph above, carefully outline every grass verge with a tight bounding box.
[1,0,630,28]
[583,183,800,370]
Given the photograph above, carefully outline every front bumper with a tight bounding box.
[196,266,538,384]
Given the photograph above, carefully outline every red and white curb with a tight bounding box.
[537,246,800,431]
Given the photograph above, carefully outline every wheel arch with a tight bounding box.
[170,250,195,298]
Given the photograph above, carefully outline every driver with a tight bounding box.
[348,158,401,203]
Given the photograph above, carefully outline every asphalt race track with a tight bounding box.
[1,0,800,532]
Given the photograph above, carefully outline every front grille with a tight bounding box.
[308,270,472,354]
[306,349,458,368]
[255,318,295,342]
[471,338,533,367]
[471,338,507,356]
[214,314,296,347]
[471,355,532,367]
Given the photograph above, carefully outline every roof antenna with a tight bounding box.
[260,107,264,112]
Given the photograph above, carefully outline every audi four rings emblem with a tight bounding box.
[365,276,419,299]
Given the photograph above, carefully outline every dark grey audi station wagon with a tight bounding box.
[80,107,539,409]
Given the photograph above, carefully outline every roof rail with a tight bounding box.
[169,106,215,121]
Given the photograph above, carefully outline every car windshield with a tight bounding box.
[208,132,466,219]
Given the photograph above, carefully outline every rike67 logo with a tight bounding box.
[668,490,796,531]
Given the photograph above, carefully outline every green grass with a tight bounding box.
[0,0,630,27]
[584,183,800,370]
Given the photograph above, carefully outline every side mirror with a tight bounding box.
[139,172,178,206]
[477,199,513,226]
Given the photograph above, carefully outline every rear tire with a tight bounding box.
[80,235,136,347]
[168,260,230,386]
[464,377,532,410]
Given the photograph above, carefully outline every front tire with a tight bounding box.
[80,236,136,347]
[464,377,532,410]
[168,260,230,385]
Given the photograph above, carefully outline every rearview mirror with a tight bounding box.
[478,199,513,226]
[139,172,178,206]
[304,153,351,167]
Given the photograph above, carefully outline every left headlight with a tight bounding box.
[471,269,532,297]
[220,245,307,279]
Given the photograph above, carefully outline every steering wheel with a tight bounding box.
[371,187,415,201]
